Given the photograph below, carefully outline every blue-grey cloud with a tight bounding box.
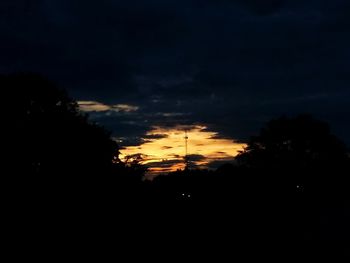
[1,0,350,146]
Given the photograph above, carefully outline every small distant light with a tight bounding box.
[187,194,191,198]
[182,193,185,196]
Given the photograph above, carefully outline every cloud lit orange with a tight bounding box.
[120,125,246,175]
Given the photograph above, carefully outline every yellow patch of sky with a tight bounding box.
[78,101,139,113]
[120,125,246,175]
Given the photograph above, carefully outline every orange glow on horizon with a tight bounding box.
[119,125,246,175]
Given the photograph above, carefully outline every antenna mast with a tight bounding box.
[184,130,189,169]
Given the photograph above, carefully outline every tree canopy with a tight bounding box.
[237,114,348,170]
[2,73,119,176]
[236,115,349,197]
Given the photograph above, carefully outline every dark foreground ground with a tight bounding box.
[3,170,349,261]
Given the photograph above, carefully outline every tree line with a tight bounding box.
[2,73,349,258]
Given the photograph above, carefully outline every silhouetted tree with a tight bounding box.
[233,115,350,251]
[2,73,119,177]
[237,115,347,169]
[236,114,349,196]
[111,153,148,194]
[124,154,148,174]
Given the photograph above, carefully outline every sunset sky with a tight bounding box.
[78,100,246,173]
[1,0,350,173]
[118,125,245,174]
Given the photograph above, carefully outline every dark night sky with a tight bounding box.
[1,0,350,149]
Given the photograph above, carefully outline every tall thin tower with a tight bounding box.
[184,130,189,169]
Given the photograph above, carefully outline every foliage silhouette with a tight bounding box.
[236,114,349,197]
[2,73,119,177]
[2,73,349,258]
[237,114,348,170]
[2,73,149,208]
[147,115,349,258]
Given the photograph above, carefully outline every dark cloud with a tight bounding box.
[206,159,237,170]
[1,0,350,146]
[235,0,284,15]
[187,154,206,162]
[144,134,168,140]
[162,146,173,150]
[146,159,181,169]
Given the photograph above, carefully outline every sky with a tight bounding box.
[1,0,350,173]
